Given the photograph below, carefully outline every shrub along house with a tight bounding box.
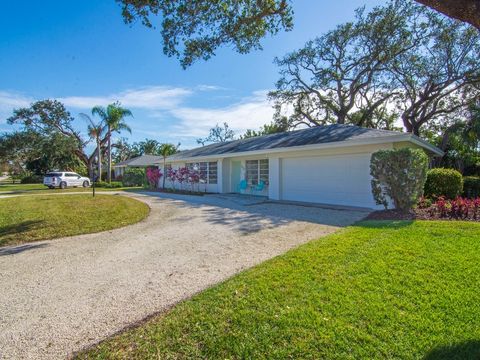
[113,154,163,178]
[158,125,443,209]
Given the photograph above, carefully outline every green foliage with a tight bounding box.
[463,176,480,199]
[80,221,480,359]
[117,0,293,68]
[370,148,428,211]
[424,168,463,199]
[95,181,123,188]
[20,175,43,184]
[122,168,146,187]
[241,118,291,139]
[197,122,235,146]
[270,0,480,135]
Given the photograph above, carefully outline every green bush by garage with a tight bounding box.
[463,176,480,199]
[424,168,463,199]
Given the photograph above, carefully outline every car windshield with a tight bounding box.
[45,173,62,177]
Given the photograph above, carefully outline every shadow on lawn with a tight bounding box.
[0,220,44,247]
[424,340,480,360]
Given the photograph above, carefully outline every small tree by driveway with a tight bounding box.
[370,148,428,211]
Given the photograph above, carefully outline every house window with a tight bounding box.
[208,162,217,184]
[245,159,269,186]
[186,161,217,184]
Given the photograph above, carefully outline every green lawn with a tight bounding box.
[78,221,480,360]
[0,183,143,194]
[0,194,149,247]
[0,183,46,192]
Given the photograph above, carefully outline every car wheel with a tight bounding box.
[60,181,67,189]
[83,181,89,188]
[48,186,54,189]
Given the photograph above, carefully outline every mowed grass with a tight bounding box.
[0,183,45,192]
[0,183,143,194]
[0,194,149,247]
[78,221,480,360]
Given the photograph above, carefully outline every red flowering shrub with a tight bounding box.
[146,167,162,189]
[166,168,177,189]
[431,196,480,220]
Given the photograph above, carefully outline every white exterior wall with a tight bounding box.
[161,142,396,208]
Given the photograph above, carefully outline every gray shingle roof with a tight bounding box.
[166,124,405,161]
[114,154,163,167]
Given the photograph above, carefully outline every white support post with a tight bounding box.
[268,156,281,200]
[217,159,223,193]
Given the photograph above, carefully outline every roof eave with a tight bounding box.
[159,134,433,163]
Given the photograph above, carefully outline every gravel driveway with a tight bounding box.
[0,192,369,359]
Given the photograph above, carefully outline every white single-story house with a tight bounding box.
[113,154,163,178]
[157,124,443,209]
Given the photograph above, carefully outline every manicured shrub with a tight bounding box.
[463,176,480,199]
[424,168,463,199]
[370,148,428,211]
[122,168,146,187]
[95,181,123,188]
[20,174,43,184]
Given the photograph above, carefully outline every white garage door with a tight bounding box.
[281,153,376,208]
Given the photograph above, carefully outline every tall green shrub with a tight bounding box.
[424,168,463,199]
[463,176,480,199]
[370,148,428,211]
[122,168,146,187]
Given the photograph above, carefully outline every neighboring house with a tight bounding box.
[157,125,443,209]
[113,154,162,178]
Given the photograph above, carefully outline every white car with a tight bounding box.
[43,172,91,189]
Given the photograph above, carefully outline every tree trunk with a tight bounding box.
[415,0,480,30]
[107,128,112,183]
[162,157,166,189]
[97,139,102,182]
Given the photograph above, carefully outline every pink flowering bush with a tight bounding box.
[162,166,208,193]
[146,167,162,189]
[176,167,190,190]
[166,168,177,189]
[188,169,200,191]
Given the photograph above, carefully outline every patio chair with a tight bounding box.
[254,180,265,195]
[239,179,248,194]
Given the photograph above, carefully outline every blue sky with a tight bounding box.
[0,0,383,149]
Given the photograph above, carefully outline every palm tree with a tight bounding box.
[158,143,178,188]
[80,113,104,181]
[92,102,132,183]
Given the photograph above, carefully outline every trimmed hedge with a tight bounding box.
[463,176,480,199]
[95,181,123,188]
[370,148,428,211]
[122,168,146,187]
[424,168,463,199]
[20,175,43,184]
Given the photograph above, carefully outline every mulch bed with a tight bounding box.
[366,208,480,222]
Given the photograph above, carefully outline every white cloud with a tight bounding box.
[0,86,277,146]
[60,86,192,110]
[0,91,33,122]
[169,90,275,138]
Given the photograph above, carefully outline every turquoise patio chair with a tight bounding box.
[239,179,248,194]
[254,180,265,194]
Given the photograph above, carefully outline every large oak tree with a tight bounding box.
[117,0,479,69]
